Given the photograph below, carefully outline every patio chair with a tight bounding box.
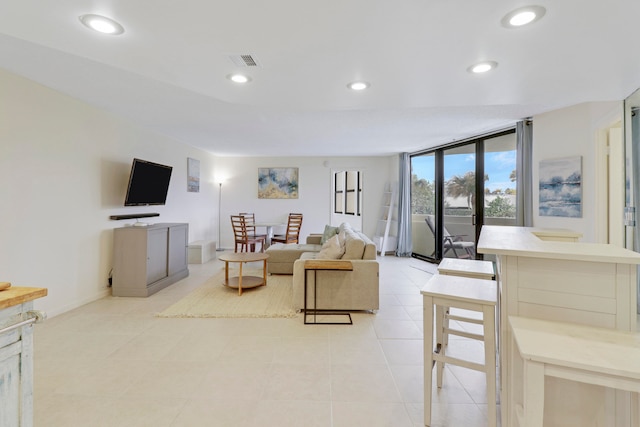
[425,215,475,259]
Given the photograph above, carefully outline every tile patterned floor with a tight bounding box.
[33,254,492,427]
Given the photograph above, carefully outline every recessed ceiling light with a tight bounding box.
[467,61,498,74]
[347,81,370,91]
[501,6,546,28]
[227,74,252,84]
[79,14,125,35]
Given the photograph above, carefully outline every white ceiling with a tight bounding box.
[1,1,639,157]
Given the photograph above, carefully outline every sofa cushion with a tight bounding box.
[320,225,339,244]
[316,235,345,259]
[266,243,322,264]
[299,252,317,260]
[357,232,377,260]
[342,228,366,260]
[266,242,324,275]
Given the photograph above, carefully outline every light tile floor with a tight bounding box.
[33,254,492,427]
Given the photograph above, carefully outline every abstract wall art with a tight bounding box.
[258,167,299,199]
[539,156,582,217]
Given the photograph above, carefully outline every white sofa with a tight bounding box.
[291,223,379,312]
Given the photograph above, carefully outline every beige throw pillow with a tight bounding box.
[316,235,345,259]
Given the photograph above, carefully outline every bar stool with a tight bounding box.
[422,274,498,427]
[437,258,495,280]
[436,258,495,346]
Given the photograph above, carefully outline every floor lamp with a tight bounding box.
[217,182,224,251]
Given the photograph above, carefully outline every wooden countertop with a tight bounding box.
[0,286,48,310]
[478,225,640,264]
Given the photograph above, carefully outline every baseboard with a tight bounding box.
[40,289,111,319]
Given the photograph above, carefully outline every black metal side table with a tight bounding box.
[303,259,353,325]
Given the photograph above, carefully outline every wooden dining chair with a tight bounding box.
[231,215,265,253]
[239,212,267,241]
[272,213,303,244]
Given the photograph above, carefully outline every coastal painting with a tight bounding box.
[258,167,298,199]
[539,156,582,217]
[187,157,200,192]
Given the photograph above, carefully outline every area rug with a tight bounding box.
[156,268,297,318]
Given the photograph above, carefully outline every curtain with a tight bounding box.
[516,120,533,226]
[396,153,412,256]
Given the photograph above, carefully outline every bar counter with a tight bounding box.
[0,286,48,310]
[0,285,47,426]
[478,226,640,427]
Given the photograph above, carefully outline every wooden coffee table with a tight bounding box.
[218,252,269,296]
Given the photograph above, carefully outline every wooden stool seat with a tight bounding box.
[422,274,498,427]
[437,258,495,280]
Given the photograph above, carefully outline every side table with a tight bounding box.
[303,260,353,325]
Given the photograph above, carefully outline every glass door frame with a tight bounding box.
[411,128,516,262]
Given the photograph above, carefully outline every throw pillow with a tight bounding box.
[337,229,347,247]
[342,229,365,259]
[320,224,339,244]
[316,235,345,259]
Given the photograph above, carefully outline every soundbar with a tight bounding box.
[109,213,160,220]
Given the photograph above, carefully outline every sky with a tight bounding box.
[412,151,516,192]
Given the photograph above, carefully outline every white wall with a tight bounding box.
[214,156,396,249]
[532,101,622,242]
[0,69,218,316]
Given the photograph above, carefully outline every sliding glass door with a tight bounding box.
[484,132,518,227]
[411,153,436,258]
[442,144,478,259]
[411,129,517,261]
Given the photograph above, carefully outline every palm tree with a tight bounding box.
[446,171,488,209]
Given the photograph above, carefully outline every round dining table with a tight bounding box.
[254,222,284,247]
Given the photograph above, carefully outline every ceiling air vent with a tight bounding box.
[228,54,261,68]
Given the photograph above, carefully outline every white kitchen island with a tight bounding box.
[478,226,640,427]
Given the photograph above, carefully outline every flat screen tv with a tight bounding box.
[124,158,173,206]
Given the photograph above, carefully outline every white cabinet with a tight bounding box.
[113,223,189,297]
[0,288,47,427]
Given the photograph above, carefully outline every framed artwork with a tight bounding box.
[187,157,200,192]
[258,167,299,199]
[333,170,362,216]
[334,172,345,213]
[539,156,582,217]
[345,171,358,215]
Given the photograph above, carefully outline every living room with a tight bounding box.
[3,2,640,425]
[3,66,635,426]
[1,65,624,318]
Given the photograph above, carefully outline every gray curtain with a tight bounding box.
[516,120,533,226]
[396,153,412,256]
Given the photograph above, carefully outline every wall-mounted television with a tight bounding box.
[124,158,173,206]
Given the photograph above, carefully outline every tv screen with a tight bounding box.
[124,158,173,206]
